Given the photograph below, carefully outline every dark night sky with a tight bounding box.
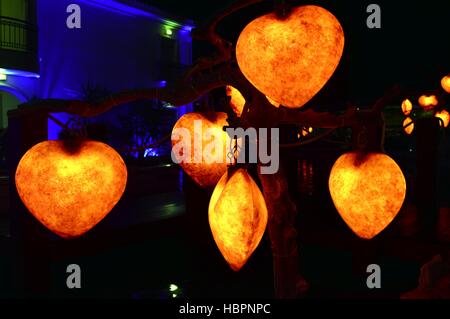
[144,0,450,106]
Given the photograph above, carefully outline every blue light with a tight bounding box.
[0,68,40,78]
[162,102,177,109]
[144,148,159,158]
[35,0,193,141]
[182,26,194,32]
[79,0,195,30]
[79,0,134,16]
[48,113,70,140]
[0,82,30,102]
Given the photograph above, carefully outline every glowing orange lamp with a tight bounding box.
[441,75,450,93]
[329,152,406,239]
[236,5,345,108]
[15,140,127,239]
[226,86,246,117]
[435,110,450,128]
[171,112,229,188]
[303,127,313,137]
[226,86,279,117]
[209,169,268,271]
[418,95,438,110]
[265,95,281,108]
[403,117,414,135]
[401,99,413,116]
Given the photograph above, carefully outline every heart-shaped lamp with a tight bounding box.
[435,110,450,128]
[236,5,345,108]
[418,95,438,111]
[171,112,229,188]
[15,140,127,239]
[226,86,280,117]
[441,75,450,93]
[329,152,406,239]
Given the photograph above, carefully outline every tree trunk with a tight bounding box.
[415,117,440,238]
[259,168,309,299]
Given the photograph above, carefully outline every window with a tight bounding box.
[0,0,29,21]
[0,0,31,51]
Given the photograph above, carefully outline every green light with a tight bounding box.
[165,28,173,36]
[0,73,7,81]
[169,284,178,292]
[172,293,177,298]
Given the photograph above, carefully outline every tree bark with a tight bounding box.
[259,168,309,299]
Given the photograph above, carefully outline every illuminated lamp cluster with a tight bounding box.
[401,87,449,134]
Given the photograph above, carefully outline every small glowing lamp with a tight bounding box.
[226,86,246,117]
[435,110,450,128]
[226,86,280,116]
[403,117,414,135]
[441,75,450,93]
[418,95,438,110]
[401,99,413,116]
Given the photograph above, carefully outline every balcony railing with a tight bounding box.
[0,16,37,52]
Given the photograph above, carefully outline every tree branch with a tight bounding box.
[373,85,402,113]
[14,63,252,118]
